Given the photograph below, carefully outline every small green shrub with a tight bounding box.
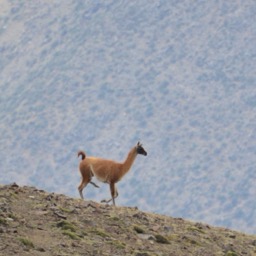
[91,228,109,238]
[62,230,80,240]
[18,237,34,248]
[133,251,151,256]
[0,217,7,225]
[111,216,120,221]
[225,251,238,256]
[58,206,73,213]
[107,240,126,249]
[187,226,205,234]
[134,225,145,234]
[154,234,170,244]
[56,220,76,232]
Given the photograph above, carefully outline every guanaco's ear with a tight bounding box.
[137,141,140,147]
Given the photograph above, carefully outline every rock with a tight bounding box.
[132,212,149,221]
[10,183,19,188]
[82,219,97,227]
[53,211,67,219]
[34,210,48,216]
[137,234,155,241]
[45,194,54,201]
[37,247,45,252]
[163,226,173,232]
[151,225,161,231]
[83,201,98,208]
[195,222,205,230]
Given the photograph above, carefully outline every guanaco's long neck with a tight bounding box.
[120,147,138,178]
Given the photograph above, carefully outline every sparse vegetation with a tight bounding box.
[56,220,76,232]
[107,240,126,249]
[8,213,18,220]
[62,230,80,240]
[18,237,34,248]
[187,226,205,234]
[110,216,120,221]
[58,206,74,213]
[91,228,109,238]
[0,217,7,225]
[225,251,239,256]
[182,235,201,246]
[0,184,255,256]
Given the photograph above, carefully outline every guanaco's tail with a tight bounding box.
[78,151,86,160]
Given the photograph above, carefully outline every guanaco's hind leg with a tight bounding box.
[78,180,88,199]
[101,183,118,206]
[90,181,99,188]
[78,174,93,199]
[78,180,99,199]
[78,165,99,199]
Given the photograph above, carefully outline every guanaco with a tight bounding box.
[77,142,147,206]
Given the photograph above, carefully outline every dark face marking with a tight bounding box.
[136,142,147,156]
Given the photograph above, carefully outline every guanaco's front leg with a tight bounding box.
[101,183,118,206]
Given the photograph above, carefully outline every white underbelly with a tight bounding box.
[90,164,109,183]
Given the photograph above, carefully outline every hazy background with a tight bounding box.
[0,0,255,234]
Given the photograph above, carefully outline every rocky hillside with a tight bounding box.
[0,183,255,256]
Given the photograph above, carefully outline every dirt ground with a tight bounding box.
[0,183,255,256]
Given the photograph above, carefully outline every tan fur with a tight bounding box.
[77,143,146,206]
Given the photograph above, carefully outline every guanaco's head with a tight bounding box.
[136,142,147,156]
